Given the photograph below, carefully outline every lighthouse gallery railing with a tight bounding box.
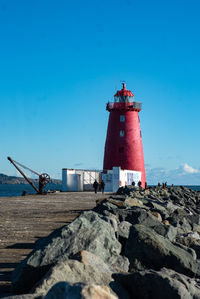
[107,101,142,111]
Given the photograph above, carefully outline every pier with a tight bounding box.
[0,192,109,297]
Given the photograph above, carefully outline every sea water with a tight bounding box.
[0,184,199,197]
[0,183,62,197]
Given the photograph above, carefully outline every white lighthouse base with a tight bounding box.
[102,167,142,192]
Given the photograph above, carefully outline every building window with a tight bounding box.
[120,130,125,137]
[120,115,125,122]
[119,147,124,153]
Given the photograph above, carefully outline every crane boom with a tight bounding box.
[7,157,40,193]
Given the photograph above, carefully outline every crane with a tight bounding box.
[7,157,50,195]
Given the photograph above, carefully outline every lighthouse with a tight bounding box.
[103,83,146,188]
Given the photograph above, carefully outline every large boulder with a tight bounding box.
[113,268,200,299]
[96,200,177,242]
[45,282,118,299]
[71,250,113,274]
[118,221,132,239]
[110,255,129,273]
[123,197,144,208]
[153,223,177,242]
[144,201,169,219]
[12,211,121,293]
[124,224,200,277]
[32,256,113,297]
[117,185,140,196]
[176,234,200,259]
[117,208,163,227]
[93,201,121,218]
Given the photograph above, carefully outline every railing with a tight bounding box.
[106,101,142,111]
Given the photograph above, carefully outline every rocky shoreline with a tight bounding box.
[5,186,200,298]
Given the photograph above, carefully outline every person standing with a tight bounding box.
[93,180,99,194]
[100,180,105,194]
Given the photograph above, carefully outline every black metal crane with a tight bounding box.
[7,157,50,194]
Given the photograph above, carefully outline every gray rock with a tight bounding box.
[124,197,144,208]
[118,208,178,242]
[187,215,200,226]
[95,203,161,228]
[117,185,140,196]
[173,242,197,260]
[113,268,200,299]
[168,212,192,233]
[45,282,82,299]
[32,257,113,297]
[109,195,127,201]
[45,282,118,299]
[117,207,163,227]
[192,224,200,234]
[118,221,132,239]
[12,211,121,293]
[71,250,113,275]
[176,235,200,259]
[124,224,200,277]
[144,201,169,219]
[102,215,119,234]
[153,223,177,242]
[93,201,121,217]
[111,255,130,273]
[164,202,183,214]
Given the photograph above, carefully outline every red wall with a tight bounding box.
[103,110,146,187]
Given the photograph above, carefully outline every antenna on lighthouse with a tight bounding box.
[115,78,118,93]
[120,80,126,89]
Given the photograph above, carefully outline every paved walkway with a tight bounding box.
[0,192,111,297]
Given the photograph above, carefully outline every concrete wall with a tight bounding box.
[62,169,80,192]
[62,169,101,192]
[102,167,141,192]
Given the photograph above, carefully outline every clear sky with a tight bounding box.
[0,0,200,184]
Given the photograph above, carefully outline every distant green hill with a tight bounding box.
[0,173,61,185]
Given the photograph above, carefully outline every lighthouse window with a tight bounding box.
[120,130,125,137]
[119,147,124,153]
[120,115,125,122]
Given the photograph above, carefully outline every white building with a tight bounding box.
[102,167,141,192]
[62,167,141,192]
[62,169,100,192]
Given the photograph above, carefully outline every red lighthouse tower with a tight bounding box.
[103,83,146,188]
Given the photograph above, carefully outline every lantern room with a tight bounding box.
[114,83,134,103]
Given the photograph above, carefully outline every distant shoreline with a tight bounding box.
[0,173,61,185]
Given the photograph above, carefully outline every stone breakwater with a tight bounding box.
[6,186,200,299]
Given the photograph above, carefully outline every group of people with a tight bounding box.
[131,180,142,187]
[93,180,105,194]
[132,181,148,189]
[93,179,148,193]
[158,182,168,188]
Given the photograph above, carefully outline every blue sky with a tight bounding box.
[0,0,200,184]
